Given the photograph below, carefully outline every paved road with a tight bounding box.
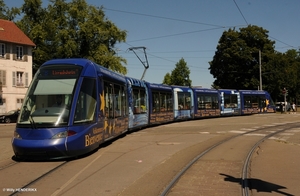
[0,113,299,196]
[0,123,16,164]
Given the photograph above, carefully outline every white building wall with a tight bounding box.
[0,44,33,113]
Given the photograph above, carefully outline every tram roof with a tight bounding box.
[192,87,218,93]
[41,58,126,82]
[146,82,173,91]
[239,90,266,95]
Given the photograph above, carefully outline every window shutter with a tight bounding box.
[0,43,4,57]
[0,70,6,86]
[19,46,23,60]
[3,70,6,86]
[24,46,28,55]
[13,45,16,60]
[6,44,10,59]
[25,72,28,87]
[12,72,16,86]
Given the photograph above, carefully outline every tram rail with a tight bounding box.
[161,122,300,196]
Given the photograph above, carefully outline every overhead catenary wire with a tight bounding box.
[232,0,249,25]
[103,7,225,28]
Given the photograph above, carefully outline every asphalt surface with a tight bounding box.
[167,115,300,196]
[0,113,299,196]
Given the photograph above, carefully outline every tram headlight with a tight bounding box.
[14,131,22,139]
[52,130,77,139]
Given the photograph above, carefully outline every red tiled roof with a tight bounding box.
[0,19,35,46]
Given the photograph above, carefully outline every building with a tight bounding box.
[0,19,35,113]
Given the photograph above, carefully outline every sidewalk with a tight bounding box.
[0,123,16,126]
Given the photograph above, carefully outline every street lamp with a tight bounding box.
[259,49,262,91]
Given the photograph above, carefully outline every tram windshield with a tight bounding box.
[17,65,82,127]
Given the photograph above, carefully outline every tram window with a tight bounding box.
[152,92,160,113]
[34,79,76,95]
[74,78,96,124]
[160,93,166,112]
[198,96,205,109]
[104,82,113,118]
[166,93,173,112]
[120,86,127,117]
[253,96,259,108]
[197,94,218,110]
[204,96,212,109]
[113,85,127,117]
[103,81,126,118]
[178,92,191,110]
[212,95,219,109]
[152,91,172,113]
[244,95,260,108]
[224,94,237,108]
[133,88,146,114]
[258,96,265,108]
[244,95,252,108]
[114,85,121,117]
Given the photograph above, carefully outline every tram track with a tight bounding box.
[241,127,290,196]
[0,160,68,196]
[160,121,300,196]
[0,160,19,171]
[9,162,68,196]
[1,114,299,195]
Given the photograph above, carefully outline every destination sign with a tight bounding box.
[38,66,82,78]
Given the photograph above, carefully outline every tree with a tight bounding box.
[278,49,300,102]
[209,25,275,91]
[0,0,20,20]
[15,0,127,74]
[162,73,171,85]
[163,58,192,86]
[209,25,300,101]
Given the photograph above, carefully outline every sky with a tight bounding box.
[4,0,300,88]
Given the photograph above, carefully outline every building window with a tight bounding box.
[0,70,6,86]
[0,98,5,105]
[0,43,5,58]
[16,46,23,60]
[13,71,28,87]
[17,98,24,104]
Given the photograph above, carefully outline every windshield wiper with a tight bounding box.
[23,106,37,129]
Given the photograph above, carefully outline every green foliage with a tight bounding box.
[163,58,192,86]
[209,25,300,101]
[0,0,20,20]
[11,0,127,74]
[209,25,275,90]
[162,73,171,85]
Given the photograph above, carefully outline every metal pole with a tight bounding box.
[259,49,262,91]
[284,89,287,112]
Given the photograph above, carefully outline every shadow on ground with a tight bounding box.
[220,173,294,196]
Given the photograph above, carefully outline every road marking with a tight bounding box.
[245,133,266,137]
[229,130,246,134]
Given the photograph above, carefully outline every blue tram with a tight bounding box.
[126,77,148,130]
[12,58,276,160]
[13,59,129,159]
[192,88,220,118]
[146,82,174,125]
[219,89,241,116]
[239,90,276,114]
[172,86,194,120]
